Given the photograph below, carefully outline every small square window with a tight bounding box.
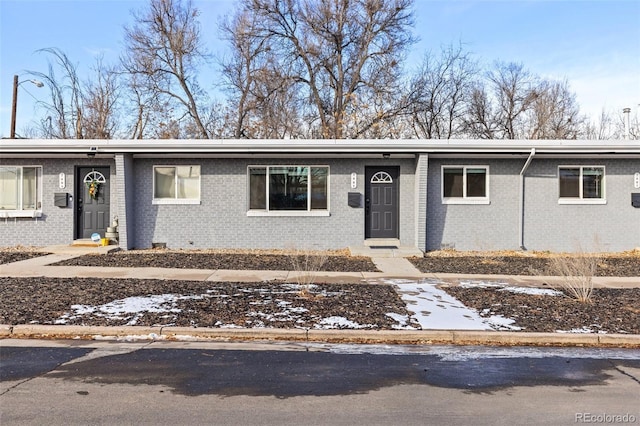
[442,166,489,204]
[558,166,605,204]
[153,165,200,204]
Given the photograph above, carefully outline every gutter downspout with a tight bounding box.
[519,148,536,250]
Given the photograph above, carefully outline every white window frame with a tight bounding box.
[441,165,490,205]
[558,165,606,205]
[152,165,201,205]
[0,165,43,218]
[247,165,330,216]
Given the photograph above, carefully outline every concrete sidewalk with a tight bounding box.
[0,245,639,347]
[1,245,638,288]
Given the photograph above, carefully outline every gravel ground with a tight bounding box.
[0,277,406,329]
[409,252,640,277]
[53,251,379,272]
[1,249,638,334]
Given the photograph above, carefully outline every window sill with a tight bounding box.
[442,198,490,205]
[0,210,43,218]
[247,210,331,217]
[152,199,201,205]
[558,199,607,205]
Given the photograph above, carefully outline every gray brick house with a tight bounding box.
[1,139,639,253]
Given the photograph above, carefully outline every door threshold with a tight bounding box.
[364,238,400,248]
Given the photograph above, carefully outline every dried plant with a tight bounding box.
[288,246,327,296]
[547,253,599,303]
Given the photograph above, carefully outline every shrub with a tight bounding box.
[288,246,327,296]
[547,253,598,303]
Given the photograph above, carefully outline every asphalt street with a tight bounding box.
[1,340,639,425]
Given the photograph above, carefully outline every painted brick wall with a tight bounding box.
[523,159,640,252]
[114,154,135,249]
[426,158,522,251]
[131,157,416,250]
[1,158,116,247]
[426,157,640,252]
[414,154,429,251]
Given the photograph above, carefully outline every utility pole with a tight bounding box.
[9,75,44,138]
[10,74,18,138]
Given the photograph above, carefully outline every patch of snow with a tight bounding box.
[459,280,563,296]
[56,294,201,324]
[387,279,494,331]
[556,327,596,334]
[315,316,376,329]
[499,287,563,296]
[218,323,244,329]
[386,312,415,329]
[484,315,522,331]
[307,343,640,360]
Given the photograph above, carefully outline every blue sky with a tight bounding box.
[1,0,639,138]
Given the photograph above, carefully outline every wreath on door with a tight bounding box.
[83,171,106,200]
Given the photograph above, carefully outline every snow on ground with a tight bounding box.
[459,280,564,296]
[55,294,202,326]
[384,279,521,331]
[54,279,565,332]
[307,343,640,360]
[315,316,377,329]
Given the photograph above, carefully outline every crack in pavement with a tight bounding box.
[610,362,640,386]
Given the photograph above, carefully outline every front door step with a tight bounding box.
[350,243,423,258]
[71,238,113,247]
[364,238,400,248]
[71,239,100,247]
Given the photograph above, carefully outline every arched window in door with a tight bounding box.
[370,171,393,183]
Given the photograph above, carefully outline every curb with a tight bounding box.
[2,324,639,348]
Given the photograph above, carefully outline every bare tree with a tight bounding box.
[29,48,83,139]
[122,0,210,138]
[524,79,584,140]
[463,61,585,140]
[487,62,538,139]
[409,43,477,139]
[464,84,499,139]
[81,57,121,139]
[582,107,640,140]
[220,8,302,138]
[464,61,538,139]
[223,0,416,139]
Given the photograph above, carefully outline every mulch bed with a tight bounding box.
[0,277,406,329]
[409,255,640,277]
[443,286,640,334]
[52,252,379,272]
[0,251,49,265]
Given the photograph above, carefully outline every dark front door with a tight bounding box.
[76,166,110,239]
[365,166,399,239]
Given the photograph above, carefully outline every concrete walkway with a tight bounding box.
[0,244,638,347]
[1,245,637,288]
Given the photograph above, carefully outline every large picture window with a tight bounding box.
[441,166,489,204]
[559,166,605,203]
[153,165,200,204]
[0,166,42,214]
[248,166,329,215]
